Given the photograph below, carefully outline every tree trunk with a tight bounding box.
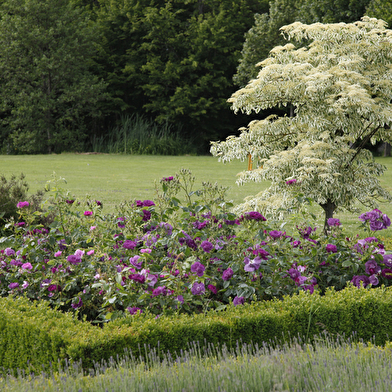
[320,199,336,234]
[384,142,391,157]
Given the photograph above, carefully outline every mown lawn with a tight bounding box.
[1,153,391,237]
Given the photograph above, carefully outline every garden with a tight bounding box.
[1,16,392,391]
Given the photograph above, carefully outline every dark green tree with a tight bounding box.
[92,0,270,151]
[365,0,392,28]
[0,0,107,154]
[234,0,373,87]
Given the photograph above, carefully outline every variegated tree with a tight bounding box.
[211,17,392,230]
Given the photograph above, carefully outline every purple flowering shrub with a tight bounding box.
[0,171,391,323]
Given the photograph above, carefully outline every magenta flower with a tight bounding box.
[191,261,206,277]
[21,262,33,271]
[129,274,146,284]
[285,179,297,185]
[65,199,75,204]
[201,240,213,253]
[22,281,29,289]
[140,248,151,254]
[84,211,93,216]
[269,230,284,239]
[326,244,337,253]
[142,200,155,207]
[87,249,94,256]
[369,274,379,286]
[208,284,217,294]
[54,251,62,257]
[162,176,174,182]
[191,282,205,295]
[222,268,234,281]
[17,201,29,208]
[8,282,19,289]
[233,296,245,306]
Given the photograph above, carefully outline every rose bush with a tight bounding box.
[0,170,391,323]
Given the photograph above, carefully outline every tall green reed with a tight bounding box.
[91,114,196,155]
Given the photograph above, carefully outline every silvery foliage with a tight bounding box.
[211,17,392,218]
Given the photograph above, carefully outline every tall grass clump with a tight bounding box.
[91,114,197,155]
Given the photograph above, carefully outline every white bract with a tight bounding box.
[211,17,392,227]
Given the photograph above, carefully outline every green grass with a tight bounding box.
[0,153,391,237]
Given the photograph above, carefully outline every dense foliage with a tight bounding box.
[0,0,385,154]
[0,170,391,324]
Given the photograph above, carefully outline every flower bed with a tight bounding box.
[0,170,391,323]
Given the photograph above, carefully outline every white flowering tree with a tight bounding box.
[211,17,392,230]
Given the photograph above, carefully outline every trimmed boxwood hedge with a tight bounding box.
[2,285,392,374]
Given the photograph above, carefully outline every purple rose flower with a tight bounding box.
[233,296,245,306]
[365,259,381,275]
[369,274,379,286]
[5,248,15,257]
[269,230,284,239]
[127,307,142,315]
[21,262,33,271]
[191,261,206,277]
[71,297,83,309]
[222,268,234,281]
[8,282,19,289]
[191,282,205,296]
[201,241,213,253]
[244,211,266,221]
[326,244,337,253]
[67,255,82,265]
[129,255,143,269]
[288,268,301,280]
[152,286,167,297]
[147,274,158,287]
[129,274,146,284]
[66,199,75,204]
[142,210,151,221]
[17,201,29,208]
[142,200,155,207]
[244,256,262,272]
[351,275,370,288]
[84,211,93,216]
[327,218,341,227]
[370,220,384,231]
[383,214,391,228]
[383,254,392,268]
[381,268,392,279]
[123,240,137,250]
[175,295,184,304]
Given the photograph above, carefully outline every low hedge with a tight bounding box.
[2,285,392,374]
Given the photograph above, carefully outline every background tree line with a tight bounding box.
[0,0,389,155]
